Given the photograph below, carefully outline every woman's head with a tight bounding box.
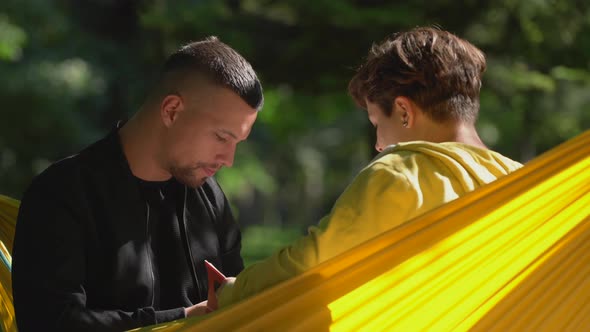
[350,27,486,122]
[349,27,487,150]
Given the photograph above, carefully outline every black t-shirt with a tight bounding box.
[135,177,197,310]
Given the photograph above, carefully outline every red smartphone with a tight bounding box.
[204,260,227,310]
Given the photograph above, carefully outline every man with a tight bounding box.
[213,27,522,308]
[12,36,263,331]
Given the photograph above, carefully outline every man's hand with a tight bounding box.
[183,277,237,318]
[184,300,211,317]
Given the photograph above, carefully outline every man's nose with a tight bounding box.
[218,145,236,168]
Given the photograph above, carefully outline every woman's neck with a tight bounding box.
[417,120,487,149]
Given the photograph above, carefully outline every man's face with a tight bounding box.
[161,83,258,188]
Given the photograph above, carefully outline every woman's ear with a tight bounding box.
[393,96,416,128]
[160,94,184,127]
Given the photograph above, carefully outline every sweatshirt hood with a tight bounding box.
[373,141,522,193]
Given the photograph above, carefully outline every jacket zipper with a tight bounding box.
[145,202,155,306]
[180,186,203,299]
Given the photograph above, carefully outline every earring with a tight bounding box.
[402,111,409,128]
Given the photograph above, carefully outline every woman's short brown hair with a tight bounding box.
[348,27,486,123]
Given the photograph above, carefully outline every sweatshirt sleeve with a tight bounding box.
[218,162,417,308]
[11,174,186,332]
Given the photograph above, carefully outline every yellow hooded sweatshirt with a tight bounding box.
[218,141,523,307]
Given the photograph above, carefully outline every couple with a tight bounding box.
[12,26,521,331]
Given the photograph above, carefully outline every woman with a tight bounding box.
[216,26,522,308]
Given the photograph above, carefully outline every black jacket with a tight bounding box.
[12,127,244,331]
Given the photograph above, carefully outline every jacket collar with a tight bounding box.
[78,122,151,231]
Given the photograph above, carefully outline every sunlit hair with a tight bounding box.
[151,36,264,111]
[348,27,486,123]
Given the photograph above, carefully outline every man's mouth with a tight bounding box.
[203,167,218,177]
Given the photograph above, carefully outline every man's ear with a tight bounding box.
[393,96,417,128]
[160,94,184,127]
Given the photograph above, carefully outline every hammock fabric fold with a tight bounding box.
[0,195,17,332]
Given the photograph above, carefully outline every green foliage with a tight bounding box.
[240,225,302,267]
[0,15,26,61]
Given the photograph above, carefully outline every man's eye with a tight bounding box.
[215,134,228,143]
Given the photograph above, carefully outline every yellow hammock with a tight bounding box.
[1,130,589,331]
[0,195,17,332]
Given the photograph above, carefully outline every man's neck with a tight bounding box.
[119,111,172,182]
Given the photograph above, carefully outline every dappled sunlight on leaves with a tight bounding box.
[0,15,26,61]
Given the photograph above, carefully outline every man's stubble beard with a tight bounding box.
[169,165,207,188]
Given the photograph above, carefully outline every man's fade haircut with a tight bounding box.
[152,36,264,111]
[348,27,486,123]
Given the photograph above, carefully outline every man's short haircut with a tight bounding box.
[152,36,264,111]
[348,27,486,123]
